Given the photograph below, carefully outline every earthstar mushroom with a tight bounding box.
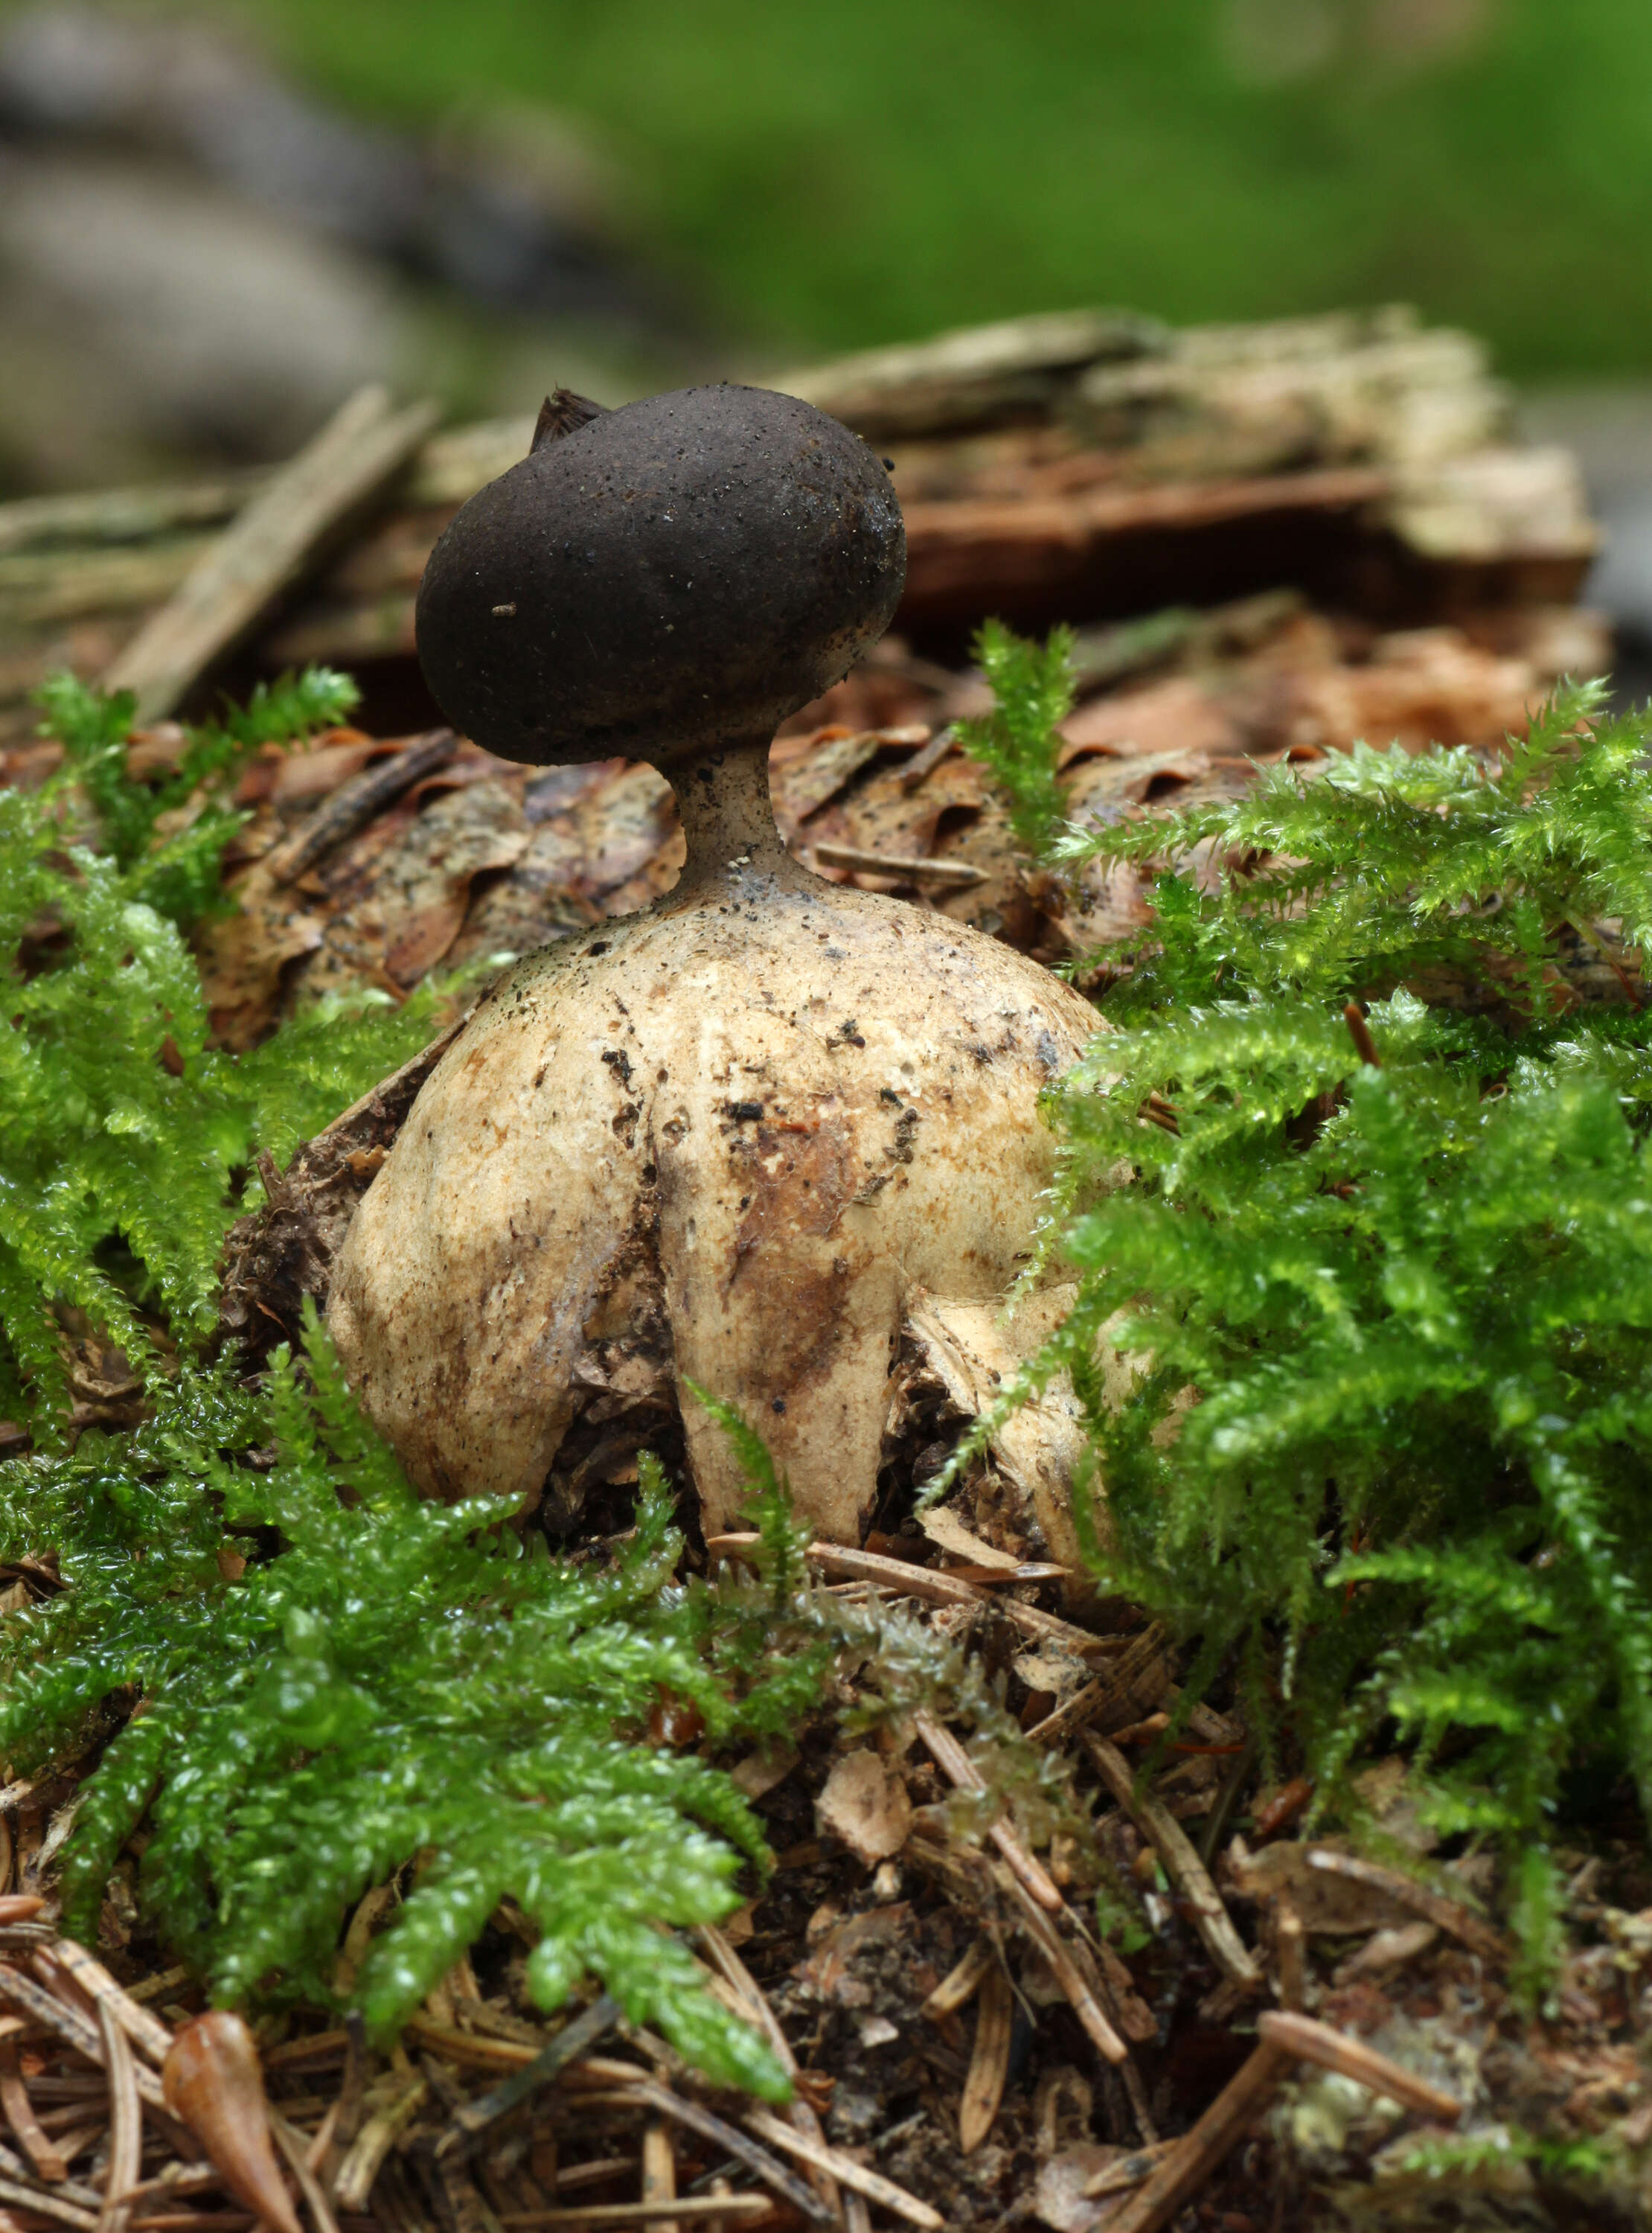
[327,383,1098,1542]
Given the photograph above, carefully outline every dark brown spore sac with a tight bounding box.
[415,383,906,770]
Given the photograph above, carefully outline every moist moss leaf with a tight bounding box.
[1019,665,1652,1972]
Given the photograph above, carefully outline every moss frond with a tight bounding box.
[955,616,1077,858]
[0,1305,811,2097]
[0,672,441,1435]
[1022,642,1652,1949]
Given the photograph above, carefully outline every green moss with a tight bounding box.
[956,619,1075,860]
[0,673,446,1437]
[0,1307,833,2094]
[954,637,1652,1956]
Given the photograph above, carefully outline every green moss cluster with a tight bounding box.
[0,671,445,1437]
[0,1317,825,2095]
[962,640,1652,1937]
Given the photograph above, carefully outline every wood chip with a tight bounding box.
[958,1961,1012,2153]
[811,841,987,887]
[1256,2011,1463,2123]
[0,1971,163,2111]
[331,2077,427,2216]
[915,1509,1021,1569]
[104,386,440,722]
[0,2039,67,2182]
[497,2200,770,2226]
[1302,1847,1511,1964]
[920,1935,995,2020]
[52,1946,173,2070]
[742,2106,944,2230]
[94,2002,141,2233]
[913,1710,1063,1913]
[1083,1735,1262,1990]
[1092,2040,1293,2231]
[816,1750,912,1867]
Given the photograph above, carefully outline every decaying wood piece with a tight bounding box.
[779,308,1169,440]
[0,472,268,561]
[0,306,1601,752]
[103,384,439,721]
[1068,310,1505,475]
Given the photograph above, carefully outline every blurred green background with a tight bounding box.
[231,0,1651,374]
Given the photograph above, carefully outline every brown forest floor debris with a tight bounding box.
[2,1495,1651,2233]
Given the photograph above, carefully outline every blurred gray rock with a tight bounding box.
[1520,386,1652,697]
[0,150,405,475]
[0,5,697,489]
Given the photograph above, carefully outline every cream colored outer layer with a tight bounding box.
[328,875,1098,1542]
